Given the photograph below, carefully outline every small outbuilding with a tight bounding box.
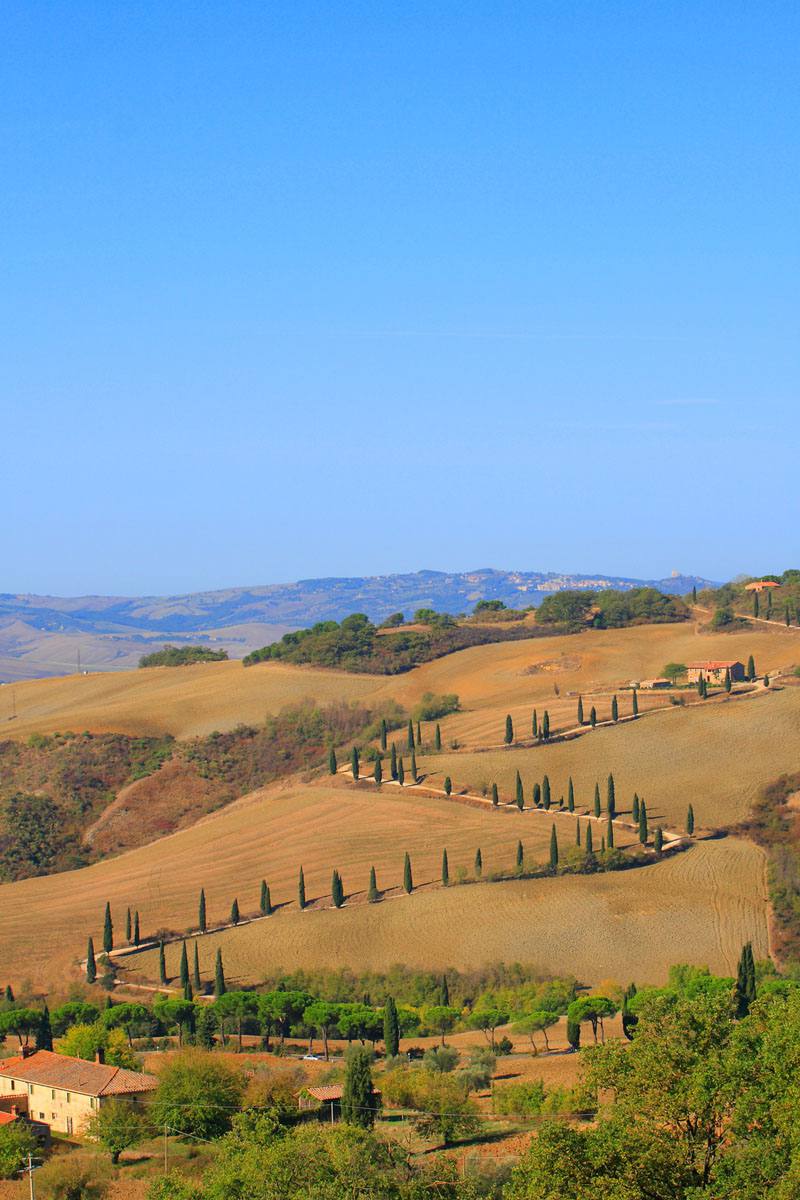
[640,678,672,689]
[686,660,745,684]
[745,580,781,592]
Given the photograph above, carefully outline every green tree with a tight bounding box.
[103,901,113,954]
[542,775,551,810]
[567,777,575,812]
[383,996,400,1058]
[380,718,387,751]
[443,775,452,796]
[607,773,616,818]
[423,1004,459,1046]
[468,1003,510,1049]
[632,688,639,717]
[434,723,442,751]
[594,782,601,818]
[585,824,594,857]
[0,1121,36,1180]
[491,782,499,806]
[532,708,538,737]
[410,747,418,782]
[504,714,514,744]
[753,591,760,618]
[687,803,695,834]
[516,839,524,870]
[230,898,240,926]
[159,941,167,986]
[397,756,405,785]
[341,1046,379,1128]
[151,1050,245,1140]
[350,746,359,781]
[407,719,415,750]
[532,782,541,807]
[542,711,550,740]
[632,792,640,823]
[331,869,344,908]
[390,742,398,779]
[193,942,201,990]
[179,942,190,992]
[214,948,226,997]
[36,1003,53,1051]
[607,817,614,849]
[304,1001,339,1061]
[367,866,378,902]
[441,848,449,886]
[611,694,619,722]
[86,936,97,984]
[654,826,663,856]
[260,880,271,916]
[133,911,140,946]
[549,824,559,870]
[298,866,306,910]
[515,770,524,809]
[474,847,483,877]
[638,798,648,845]
[724,668,732,693]
[590,705,597,727]
[86,1098,148,1163]
[512,1011,559,1053]
[403,852,413,893]
[735,941,756,1017]
[575,818,581,846]
[198,888,207,933]
[125,907,132,942]
[747,654,756,680]
[373,756,382,785]
[577,696,584,725]
[328,745,337,775]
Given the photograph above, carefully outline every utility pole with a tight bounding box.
[24,1153,39,1199]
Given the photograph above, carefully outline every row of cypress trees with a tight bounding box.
[328,723,445,777]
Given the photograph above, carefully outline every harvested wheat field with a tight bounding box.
[0,658,384,739]
[0,778,623,989]
[419,684,800,830]
[125,836,768,988]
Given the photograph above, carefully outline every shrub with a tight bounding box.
[35,1150,113,1199]
[411,692,460,721]
[493,1079,547,1118]
[139,645,228,667]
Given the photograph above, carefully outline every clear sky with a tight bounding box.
[2,2,797,595]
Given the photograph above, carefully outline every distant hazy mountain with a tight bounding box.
[0,568,716,683]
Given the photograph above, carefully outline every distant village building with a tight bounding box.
[745,580,781,592]
[686,660,745,684]
[640,677,672,689]
[0,1050,157,1136]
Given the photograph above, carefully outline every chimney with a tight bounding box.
[95,1048,105,1064]
[21,1046,35,1059]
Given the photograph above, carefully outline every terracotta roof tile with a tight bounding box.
[0,1051,157,1097]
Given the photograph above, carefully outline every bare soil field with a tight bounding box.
[420,685,800,830]
[0,779,618,990]
[0,659,384,739]
[125,836,768,988]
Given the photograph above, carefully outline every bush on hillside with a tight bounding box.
[411,692,460,721]
[139,645,228,668]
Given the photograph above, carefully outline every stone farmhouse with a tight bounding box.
[686,660,745,684]
[0,1050,157,1135]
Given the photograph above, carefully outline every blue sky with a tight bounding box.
[2,1,797,595]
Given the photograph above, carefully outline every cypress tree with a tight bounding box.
[125,907,132,943]
[532,709,538,738]
[328,746,337,775]
[632,793,640,823]
[179,942,189,991]
[133,911,140,947]
[351,746,360,781]
[542,711,550,740]
[441,848,449,886]
[444,775,452,796]
[434,724,442,751]
[230,898,240,926]
[724,668,732,693]
[786,605,792,627]
[764,674,770,688]
[380,719,388,752]
[533,782,541,807]
[475,848,483,877]
[184,978,193,1002]
[607,773,616,819]
[214,948,226,997]
[374,756,383,785]
[607,817,614,849]
[4,985,13,1003]
[86,937,97,984]
[410,748,418,782]
[298,867,306,910]
[516,839,524,870]
[687,804,695,835]
[577,696,584,725]
[397,757,405,785]
[36,1004,53,1052]
[103,902,113,954]
[542,775,551,810]
[753,592,759,618]
[745,942,756,1009]
[491,782,499,807]
[735,943,757,1017]
[504,714,514,744]
[585,823,594,857]
[576,819,581,846]
[611,695,619,722]
[407,719,415,750]
[654,826,663,857]
[601,836,606,853]
[441,973,450,1006]
[390,743,398,779]
[747,654,756,681]
[515,770,524,810]
[590,706,597,728]
[594,783,601,818]
[198,888,207,933]
[332,870,344,908]
[384,996,400,1058]
[767,590,772,615]
[416,721,422,744]
[193,941,201,989]
[697,674,705,698]
[159,941,167,985]
[566,1018,581,1051]
[403,852,413,893]
[639,799,648,845]
[568,777,575,812]
[260,880,271,915]
[549,824,559,870]
[692,584,698,603]
[368,866,379,902]
[632,689,639,717]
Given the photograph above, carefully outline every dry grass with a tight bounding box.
[0,659,384,739]
[420,685,800,830]
[125,836,768,988]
